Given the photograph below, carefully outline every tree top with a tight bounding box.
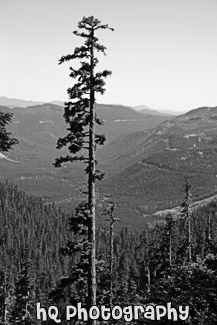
[76,16,114,32]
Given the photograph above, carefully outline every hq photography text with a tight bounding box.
[36,302,189,323]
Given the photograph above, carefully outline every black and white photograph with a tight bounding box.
[1,0,217,324]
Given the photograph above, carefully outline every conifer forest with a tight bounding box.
[1,15,217,325]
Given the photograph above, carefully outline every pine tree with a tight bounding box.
[10,256,34,325]
[105,205,120,307]
[205,213,215,254]
[0,269,9,325]
[53,16,113,323]
[0,111,18,153]
[163,213,176,267]
[180,181,192,262]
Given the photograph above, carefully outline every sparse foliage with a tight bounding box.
[53,16,113,324]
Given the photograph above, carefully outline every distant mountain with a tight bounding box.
[133,105,163,115]
[95,104,172,141]
[133,105,175,116]
[0,96,44,108]
[50,100,64,106]
[141,108,168,116]
[133,104,154,111]
[97,106,217,221]
[159,109,184,116]
[0,96,67,108]
[3,102,172,144]
[0,102,171,204]
[1,96,176,116]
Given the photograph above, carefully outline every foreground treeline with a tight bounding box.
[0,181,217,324]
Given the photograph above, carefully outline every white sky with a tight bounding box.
[1,0,217,112]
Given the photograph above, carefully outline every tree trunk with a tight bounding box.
[187,209,192,262]
[109,220,114,308]
[88,28,96,325]
[169,231,172,267]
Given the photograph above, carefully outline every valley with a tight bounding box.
[98,106,217,223]
[1,102,217,228]
[0,102,171,223]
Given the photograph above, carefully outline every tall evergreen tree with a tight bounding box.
[53,16,113,324]
[180,181,192,262]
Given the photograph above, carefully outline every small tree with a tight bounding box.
[0,111,18,153]
[0,269,11,325]
[105,205,120,307]
[54,16,113,323]
[164,214,176,266]
[180,181,192,262]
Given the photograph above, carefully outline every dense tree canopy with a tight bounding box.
[0,181,217,323]
[0,111,18,152]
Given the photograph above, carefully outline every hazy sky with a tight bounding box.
[1,0,217,112]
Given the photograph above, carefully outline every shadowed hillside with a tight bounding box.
[98,106,217,221]
[0,103,171,204]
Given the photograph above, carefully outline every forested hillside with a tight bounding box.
[1,181,217,323]
[0,103,171,205]
[99,106,217,220]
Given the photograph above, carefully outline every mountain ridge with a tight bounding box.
[0,101,171,207]
[98,105,217,220]
[0,96,175,117]
[1,100,217,226]
[0,102,172,144]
